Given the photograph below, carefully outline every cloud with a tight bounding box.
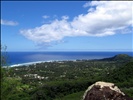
[61,15,69,20]
[1,19,18,26]
[42,15,49,19]
[83,2,91,8]
[20,1,132,45]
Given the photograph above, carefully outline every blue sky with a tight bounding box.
[1,1,133,51]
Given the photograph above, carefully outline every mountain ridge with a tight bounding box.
[98,54,133,62]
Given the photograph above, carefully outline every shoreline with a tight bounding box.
[9,59,78,67]
[10,60,56,67]
[5,53,133,68]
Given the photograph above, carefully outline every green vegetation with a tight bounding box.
[54,91,84,100]
[1,54,133,99]
[106,62,133,83]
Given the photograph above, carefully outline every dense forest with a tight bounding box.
[1,54,133,100]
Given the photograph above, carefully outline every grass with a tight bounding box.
[54,91,84,100]
[121,87,133,98]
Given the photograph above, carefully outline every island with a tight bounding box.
[1,54,133,100]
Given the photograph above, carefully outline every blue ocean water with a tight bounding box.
[2,51,133,66]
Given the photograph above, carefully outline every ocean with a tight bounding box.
[2,51,133,67]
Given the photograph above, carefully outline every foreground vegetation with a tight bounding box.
[1,54,133,100]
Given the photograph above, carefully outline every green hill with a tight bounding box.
[1,54,133,99]
[100,54,133,62]
[106,62,133,85]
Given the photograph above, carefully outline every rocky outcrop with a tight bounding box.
[83,81,133,100]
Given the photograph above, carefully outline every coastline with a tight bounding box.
[5,51,133,67]
[9,59,77,67]
[10,60,55,67]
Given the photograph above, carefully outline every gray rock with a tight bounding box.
[83,81,133,100]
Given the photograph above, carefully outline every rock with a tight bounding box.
[83,81,133,100]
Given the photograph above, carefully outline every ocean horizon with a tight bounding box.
[2,51,133,67]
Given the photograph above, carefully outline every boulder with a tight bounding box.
[83,81,133,100]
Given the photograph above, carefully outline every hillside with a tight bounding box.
[105,62,133,86]
[1,54,133,100]
[99,54,133,62]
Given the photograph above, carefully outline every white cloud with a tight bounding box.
[83,2,91,8]
[20,1,132,45]
[1,19,18,26]
[61,15,69,20]
[42,15,49,19]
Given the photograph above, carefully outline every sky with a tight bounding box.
[1,1,133,52]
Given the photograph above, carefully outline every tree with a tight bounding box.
[1,45,8,66]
